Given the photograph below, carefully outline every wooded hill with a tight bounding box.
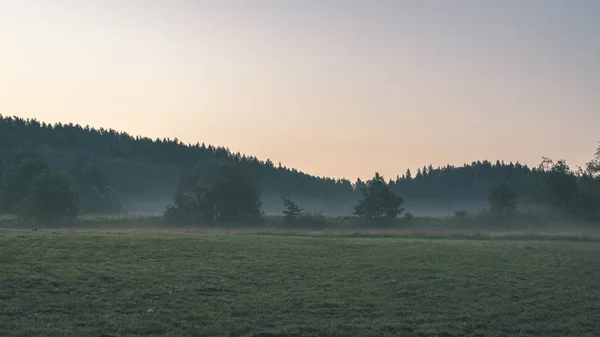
[1,115,594,215]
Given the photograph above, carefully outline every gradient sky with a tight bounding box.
[1,0,599,180]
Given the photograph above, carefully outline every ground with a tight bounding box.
[1,228,600,337]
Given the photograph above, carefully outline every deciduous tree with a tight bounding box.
[17,172,78,223]
[165,162,262,223]
[1,152,51,212]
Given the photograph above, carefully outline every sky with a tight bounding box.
[1,0,599,180]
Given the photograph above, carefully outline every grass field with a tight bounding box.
[1,228,600,336]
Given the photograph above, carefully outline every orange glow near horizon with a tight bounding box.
[1,0,599,180]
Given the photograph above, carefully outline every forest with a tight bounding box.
[1,115,599,222]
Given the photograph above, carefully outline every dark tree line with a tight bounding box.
[0,151,122,221]
[0,115,542,203]
[0,115,352,202]
[386,160,537,200]
[1,115,599,223]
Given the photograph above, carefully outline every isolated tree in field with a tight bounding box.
[211,164,262,221]
[17,172,78,223]
[354,173,404,220]
[281,196,303,222]
[164,168,211,223]
[165,161,262,223]
[1,153,51,212]
[488,181,518,215]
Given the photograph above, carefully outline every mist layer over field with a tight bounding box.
[121,195,489,217]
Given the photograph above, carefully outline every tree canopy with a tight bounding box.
[165,162,262,223]
[1,151,51,212]
[488,181,518,215]
[0,115,545,205]
[17,171,78,223]
[1,115,599,222]
[354,173,404,220]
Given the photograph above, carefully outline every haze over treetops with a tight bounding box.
[1,0,599,179]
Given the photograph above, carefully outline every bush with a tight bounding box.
[17,172,78,223]
[1,153,51,212]
[298,211,328,228]
[165,162,262,224]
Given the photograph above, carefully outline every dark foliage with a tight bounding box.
[0,151,124,216]
[282,197,303,222]
[537,158,579,217]
[387,159,538,200]
[77,183,124,214]
[0,115,353,202]
[587,144,600,177]
[0,115,546,204]
[1,115,599,223]
[454,210,468,218]
[354,173,404,219]
[488,182,518,215]
[165,162,262,223]
[77,165,126,214]
[1,152,51,212]
[17,171,78,223]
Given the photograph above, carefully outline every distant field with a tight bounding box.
[1,229,600,337]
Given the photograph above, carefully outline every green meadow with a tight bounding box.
[1,228,599,337]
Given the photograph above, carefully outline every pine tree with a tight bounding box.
[354,173,404,220]
[281,196,303,222]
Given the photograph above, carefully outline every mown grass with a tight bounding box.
[1,229,600,336]
[3,211,600,243]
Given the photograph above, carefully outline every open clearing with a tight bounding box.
[1,229,600,336]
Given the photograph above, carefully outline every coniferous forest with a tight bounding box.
[1,115,599,221]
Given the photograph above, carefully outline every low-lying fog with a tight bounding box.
[121,195,488,217]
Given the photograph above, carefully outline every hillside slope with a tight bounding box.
[0,115,540,214]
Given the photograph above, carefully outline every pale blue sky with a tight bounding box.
[1,0,599,179]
